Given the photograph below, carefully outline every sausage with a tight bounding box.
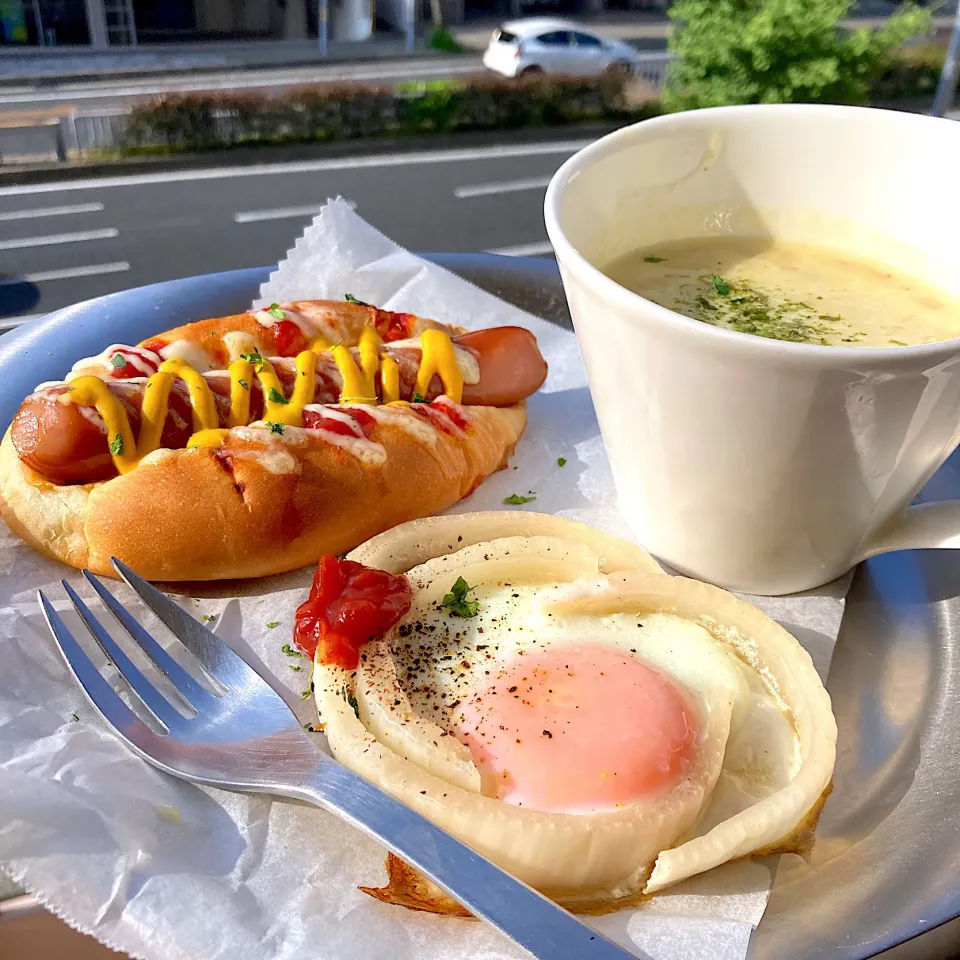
[11,327,547,486]
[458,327,547,407]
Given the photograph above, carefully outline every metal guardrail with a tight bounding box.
[64,105,130,155]
[1,53,675,164]
[632,50,672,89]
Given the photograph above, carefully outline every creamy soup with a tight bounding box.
[604,237,960,347]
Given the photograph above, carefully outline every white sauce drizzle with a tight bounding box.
[363,404,438,445]
[222,330,259,362]
[430,395,471,438]
[303,404,365,437]
[78,405,107,432]
[67,344,161,380]
[223,432,299,475]
[159,339,216,372]
[259,449,298,475]
[252,307,314,339]
[288,303,352,343]
[277,307,316,338]
[234,422,386,467]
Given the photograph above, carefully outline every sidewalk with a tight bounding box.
[0,33,432,83]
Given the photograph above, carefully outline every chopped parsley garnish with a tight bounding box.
[267,387,289,405]
[712,275,730,296]
[412,392,427,403]
[266,621,280,629]
[890,339,908,346]
[201,614,215,623]
[344,293,370,306]
[238,379,249,390]
[289,664,303,672]
[240,350,265,370]
[557,457,567,467]
[266,303,286,320]
[71,712,79,722]
[110,353,127,369]
[504,493,536,505]
[266,421,285,435]
[300,687,312,700]
[341,684,360,717]
[109,433,124,456]
[281,643,302,657]
[643,255,666,263]
[678,277,856,345]
[440,576,479,618]
[303,722,319,732]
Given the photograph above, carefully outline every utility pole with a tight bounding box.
[318,0,329,56]
[406,0,416,53]
[931,4,960,117]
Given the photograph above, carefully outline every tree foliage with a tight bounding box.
[663,0,931,111]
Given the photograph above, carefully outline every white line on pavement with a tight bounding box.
[485,241,555,257]
[0,227,118,250]
[0,140,592,197]
[0,261,130,284]
[234,204,326,223]
[455,176,552,199]
[0,202,105,221]
[0,62,480,105]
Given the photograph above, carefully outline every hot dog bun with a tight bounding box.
[0,402,525,582]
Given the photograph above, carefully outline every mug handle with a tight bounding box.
[860,501,960,560]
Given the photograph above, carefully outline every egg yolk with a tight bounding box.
[452,642,698,812]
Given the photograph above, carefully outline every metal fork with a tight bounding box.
[39,558,640,960]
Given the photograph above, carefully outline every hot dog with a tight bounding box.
[0,300,547,582]
[133,299,456,370]
[12,327,546,486]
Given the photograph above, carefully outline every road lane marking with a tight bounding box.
[0,261,130,284]
[0,227,118,250]
[0,140,592,196]
[0,202,105,221]
[455,176,552,199]
[234,204,327,224]
[485,241,555,257]
[0,62,480,105]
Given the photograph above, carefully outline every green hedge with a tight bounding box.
[870,43,946,102]
[115,47,950,156]
[119,73,653,155]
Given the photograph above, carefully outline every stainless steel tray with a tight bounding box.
[1,255,957,960]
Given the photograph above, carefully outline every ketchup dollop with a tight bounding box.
[294,555,413,669]
[375,308,418,342]
[273,319,307,357]
[302,406,376,438]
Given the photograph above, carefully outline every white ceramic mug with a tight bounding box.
[545,104,960,595]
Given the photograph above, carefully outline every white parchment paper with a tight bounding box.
[0,200,849,960]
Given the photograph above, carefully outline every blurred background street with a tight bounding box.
[0,0,957,333]
[0,138,583,329]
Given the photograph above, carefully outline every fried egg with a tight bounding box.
[314,512,836,911]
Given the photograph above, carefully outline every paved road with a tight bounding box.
[0,138,582,332]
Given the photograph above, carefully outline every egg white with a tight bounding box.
[314,516,836,908]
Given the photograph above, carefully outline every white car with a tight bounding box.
[482,18,638,79]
